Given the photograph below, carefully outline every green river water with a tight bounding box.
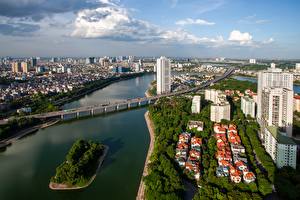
[0,74,155,200]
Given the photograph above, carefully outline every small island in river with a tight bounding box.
[49,139,108,190]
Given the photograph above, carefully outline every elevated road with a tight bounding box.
[0,67,235,124]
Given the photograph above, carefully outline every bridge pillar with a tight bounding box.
[77,110,92,118]
[117,103,128,111]
[92,107,105,116]
[61,112,77,121]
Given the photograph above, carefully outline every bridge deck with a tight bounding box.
[0,68,234,123]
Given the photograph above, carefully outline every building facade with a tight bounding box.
[191,96,201,114]
[257,63,293,121]
[210,102,231,122]
[296,63,300,72]
[205,89,226,104]
[241,96,256,118]
[21,62,29,73]
[264,126,297,169]
[249,59,256,64]
[261,87,293,137]
[156,56,171,95]
[257,63,294,140]
[30,57,37,67]
[11,62,22,73]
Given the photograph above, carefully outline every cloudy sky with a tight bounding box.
[0,0,299,58]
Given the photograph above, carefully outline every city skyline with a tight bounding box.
[0,0,300,59]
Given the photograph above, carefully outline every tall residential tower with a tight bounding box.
[156,56,171,95]
[257,63,293,121]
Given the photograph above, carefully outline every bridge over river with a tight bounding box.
[1,67,235,123]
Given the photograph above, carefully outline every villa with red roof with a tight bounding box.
[175,132,202,181]
[214,123,256,184]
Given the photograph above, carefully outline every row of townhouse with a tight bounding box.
[0,72,111,102]
[214,124,256,184]
[175,132,202,180]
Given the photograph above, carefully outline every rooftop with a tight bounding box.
[266,126,296,145]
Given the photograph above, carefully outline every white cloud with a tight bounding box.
[238,15,270,24]
[71,4,221,46]
[71,3,273,49]
[262,37,274,44]
[228,30,253,45]
[175,18,215,26]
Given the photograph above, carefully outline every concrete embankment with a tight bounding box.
[136,111,155,200]
[0,119,60,149]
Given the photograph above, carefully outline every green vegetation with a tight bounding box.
[147,80,157,96]
[275,167,300,200]
[144,97,190,199]
[146,95,275,199]
[210,78,257,92]
[50,139,105,187]
[230,100,274,195]
[0,117,41,140]
[4,73,144,116]
[293,111,300,134]
[239,62,297,71]
[240,64,268,71]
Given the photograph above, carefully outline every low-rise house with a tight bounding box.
[176,157,186,167]
[179,132,191,143]
[191,136,202,150]
[227,132,241,145]
[235,160,248,171]
[230,170,242,183]
[243,172,256,183]
[214,124,227,134]
[216,166,229,177]
[232,155,248,164]
[188,120,204,131]
[189,149,201,160]
[231,144,245,154]
[218,159,231,167]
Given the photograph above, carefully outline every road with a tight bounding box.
[0,67,235,124]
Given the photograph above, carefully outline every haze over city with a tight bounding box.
[0,0,299,58]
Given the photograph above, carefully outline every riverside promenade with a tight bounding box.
[136,111,155,200]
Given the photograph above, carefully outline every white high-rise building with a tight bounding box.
[257,63,293,121]
[249,59,256,64]
[191,96,201,114]
[210,102,231,123]
[264,126,297,169]
[128,56,134,63]
[295,63,300,72]
[205,89,226,104]
[261,87,294,136]
[241,96,256,118]
[156,56,171,95]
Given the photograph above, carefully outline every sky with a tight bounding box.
[0,0,299,59]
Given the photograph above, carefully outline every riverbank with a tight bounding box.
[145,89,151,98]
[49,145,109,190]
[1,72,146,119]
[56,72,146,107]
[0,119,60,149]
[136,111,155,200]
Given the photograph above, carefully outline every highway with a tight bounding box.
[0,67,235,124]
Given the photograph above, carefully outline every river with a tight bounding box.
[233,75,300,94]
[0,74,155,200]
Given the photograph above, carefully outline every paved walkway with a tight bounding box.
[136,111,155,200]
